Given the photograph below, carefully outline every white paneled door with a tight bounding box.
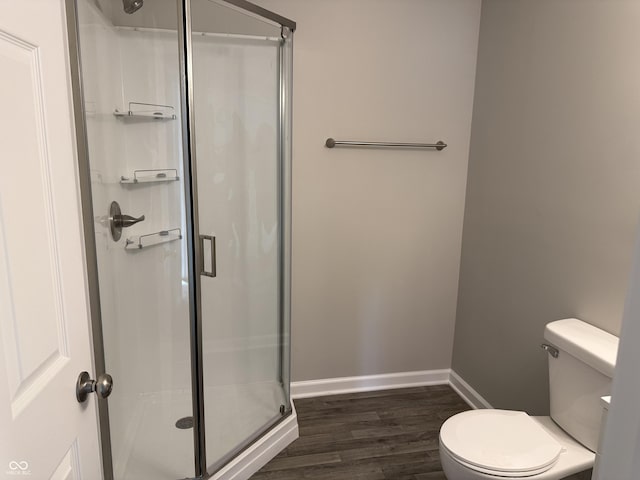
[0,1,102,479]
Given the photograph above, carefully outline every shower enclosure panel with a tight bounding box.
[69,0,294,478]
[187,0,291,468]
[74,1,193,479]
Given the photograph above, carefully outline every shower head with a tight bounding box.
[123,0,143,14]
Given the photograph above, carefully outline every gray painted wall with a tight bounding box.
[452,0,640,414]
[257,0,481,382]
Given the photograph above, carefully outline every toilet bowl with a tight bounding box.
[439,319,618,480]
[439,413,594,479]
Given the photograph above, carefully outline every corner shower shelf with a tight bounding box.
[125,228,182,250]
[114,102,176,120]
[120,169,180,184]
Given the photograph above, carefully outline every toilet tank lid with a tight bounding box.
[544,318,619,378]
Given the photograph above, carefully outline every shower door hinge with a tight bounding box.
[281,26,291,40]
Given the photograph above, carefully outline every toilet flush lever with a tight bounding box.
[541,344,559,358]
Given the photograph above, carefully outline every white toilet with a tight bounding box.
[439,318,619,479]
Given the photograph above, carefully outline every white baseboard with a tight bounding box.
[291,369,492,411]
[291,369,451,399]
[211,403,299,480]
[449,370,492,409]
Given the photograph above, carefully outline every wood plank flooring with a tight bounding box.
[251,386,594,480]
[251,385,469,479]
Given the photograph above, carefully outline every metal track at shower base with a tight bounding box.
[178,468,213,480]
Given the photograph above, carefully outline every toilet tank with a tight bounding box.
[544,319,619,452]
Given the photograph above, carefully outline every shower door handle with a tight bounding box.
[200,235,216,277]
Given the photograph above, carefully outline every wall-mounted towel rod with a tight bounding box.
[325,138,447,151]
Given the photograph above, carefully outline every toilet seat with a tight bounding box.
[439,410,564,478]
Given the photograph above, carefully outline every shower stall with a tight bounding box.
[65,0,294,478]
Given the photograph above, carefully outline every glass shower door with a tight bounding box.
[72,0,195,479]
[186,0,293,471]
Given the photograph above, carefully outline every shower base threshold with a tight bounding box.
[113,381,293,480]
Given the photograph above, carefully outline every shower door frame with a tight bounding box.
[178,1,295,476]
[65,0,295,478]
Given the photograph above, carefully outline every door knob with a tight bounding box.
[76,371,113,403]
[109,200,145,241]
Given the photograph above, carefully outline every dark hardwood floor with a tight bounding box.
[251,385,469,480]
